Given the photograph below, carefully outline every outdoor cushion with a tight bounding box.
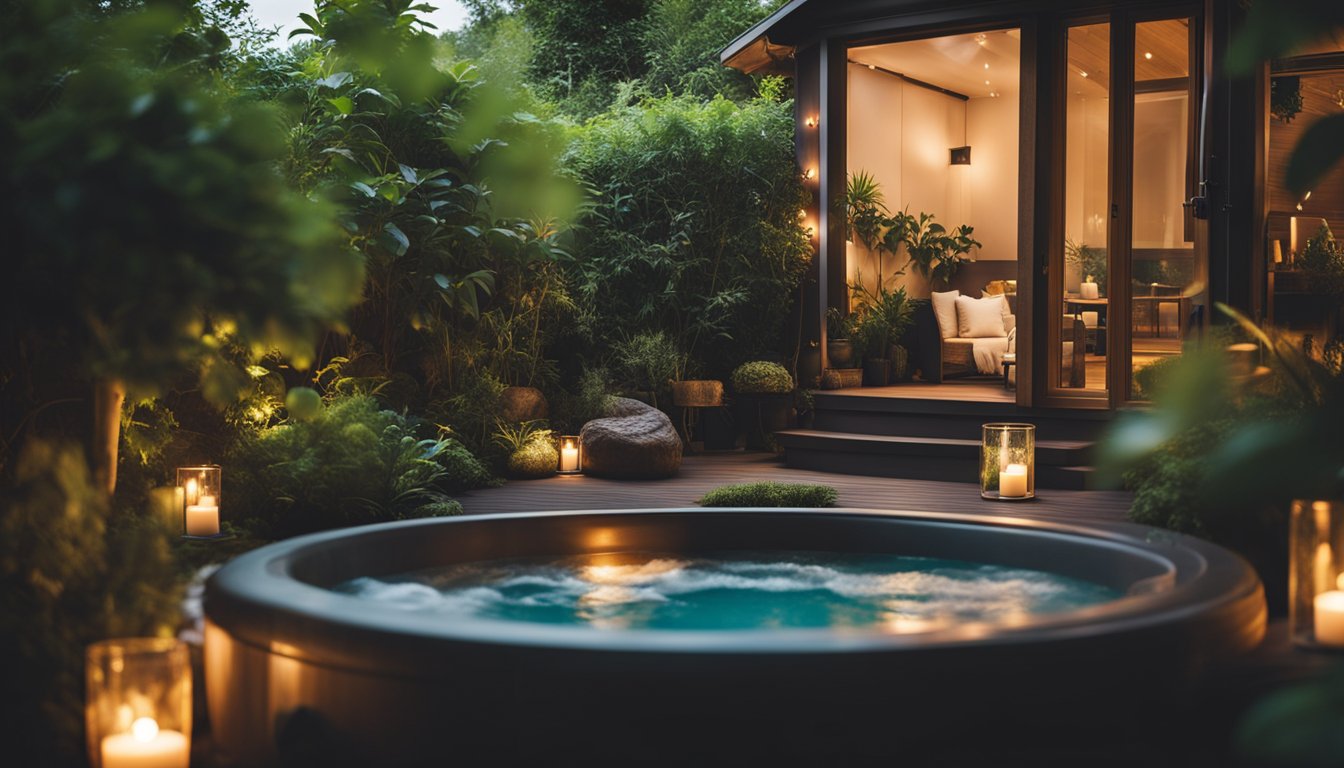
[955,294,1008,338]
[580,397,682,479]
[931,290,960,339]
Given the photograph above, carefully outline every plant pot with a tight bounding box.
[822,368,862,389]
[798,346,823,390]
[889,344,910,382]
[827,340,855,369]
[734,393,792,451]
[862,358,890,387]
[671,380,724,407]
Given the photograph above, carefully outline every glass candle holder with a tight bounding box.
[558,436,582,475]
[981,423,1035,501]
[86,638,192,768]
[1290,500,1344,649]
[176,465,221,537]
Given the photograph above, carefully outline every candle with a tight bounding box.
[1314,588,1344,646]
[183,478,199,507]
[185,504,219,536]
[196,495,216,508]
[101,718,189,768]
[1081,311,1099,328]
[560,442,579,473]
[1080,280,1099,300]
[1000,463,1029,498]
[1291,216,1299,257]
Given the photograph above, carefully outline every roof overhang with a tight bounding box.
[719,0,811,74]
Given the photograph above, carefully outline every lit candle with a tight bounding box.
[183,478,199,507]
[185,504,219,537]
[1314,582,1344,647]
[101,718,189,768]
[999,463,1029,498]
[1291,216,1299,256]
[559,441,580,473]
[196,495,216,508]
[1080,278,1099,300]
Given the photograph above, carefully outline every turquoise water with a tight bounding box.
[337,551,1120,632]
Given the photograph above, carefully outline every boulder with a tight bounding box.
[580,398,682,478]
[499,386,548,424]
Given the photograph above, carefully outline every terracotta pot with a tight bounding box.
[827,340,855,369]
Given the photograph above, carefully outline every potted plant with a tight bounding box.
[825,307,857,369]
[851,278,914,387]
[899,210,981,287]
[730,361,794,451]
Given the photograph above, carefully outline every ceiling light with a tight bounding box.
[1080,71,1088,78]
[984,63,990,70]
[1144,51,1153,60]
[985,80,991,85]
[868,64,876,70]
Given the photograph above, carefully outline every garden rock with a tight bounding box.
[580,398,682,478]
[500,386,548,423]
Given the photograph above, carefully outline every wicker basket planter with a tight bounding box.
[821,367,863,390]
[671,380,724,407]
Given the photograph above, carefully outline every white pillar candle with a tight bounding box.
[185,505,219,537]
[196,495,216,508]
[1314,590,1344,646]
[1290,216,1299,256]
[559,445,579,472]
[101,718,189,768]
[999,464,1029,498]
[1081,311,1099,328]
[1080,281,1099,300]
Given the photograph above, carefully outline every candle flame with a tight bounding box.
[131,717,159,742]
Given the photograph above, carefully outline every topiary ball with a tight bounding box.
[508,440,559,479]
[285,387,323,421]
[730,361,794,394]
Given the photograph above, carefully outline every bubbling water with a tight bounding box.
[337,551,1120,632]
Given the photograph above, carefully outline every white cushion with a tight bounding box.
[931,290,960,339]
[955,295,1008,338]
[980,290,1013,321]
[1007,326,1017,354]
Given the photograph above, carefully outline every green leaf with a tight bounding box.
[326,97,354,116]
[350,181,377,198]
[383,223,410,256]
[1285,113,1344,197]
[398,163,418,184]
[315,72,352,90]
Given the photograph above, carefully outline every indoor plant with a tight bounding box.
[730,361,794,451]
[900,210,981,287]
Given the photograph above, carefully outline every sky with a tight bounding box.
[246,0,470,43]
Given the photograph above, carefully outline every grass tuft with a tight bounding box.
[697,481,838,508]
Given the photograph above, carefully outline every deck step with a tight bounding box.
[808,391,1114,442]
[775,430,1095,490]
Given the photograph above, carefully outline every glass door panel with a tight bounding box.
[1058,22,1110,395]
[1129,18,1202,399]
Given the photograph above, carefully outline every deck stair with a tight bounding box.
[775,389,1114,490]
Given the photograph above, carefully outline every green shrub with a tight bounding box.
[0,440,180,765]
[553,366,617,433]
[230,395,488,538]
[731,361,793,394]
[699,482,838,507]
[494,421,558,479]
[566,94,812,377]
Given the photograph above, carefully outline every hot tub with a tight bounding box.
[204,508,1265,765]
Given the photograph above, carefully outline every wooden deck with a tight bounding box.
[457,451,1132,523]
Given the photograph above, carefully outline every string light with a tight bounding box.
[1144,51,1153,60]
[804,116,817,128]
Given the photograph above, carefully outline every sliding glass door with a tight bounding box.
[1049,9,1204,405]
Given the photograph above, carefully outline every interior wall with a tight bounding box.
[846,63,1019,299]
[1063,92,1110,291]
[1133,92,1191,249]
[966,95,1020,261]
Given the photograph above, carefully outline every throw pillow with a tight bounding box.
[931,290,960,340]
[955,295,1008,338]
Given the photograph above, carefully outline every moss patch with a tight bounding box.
[698,481,837,508]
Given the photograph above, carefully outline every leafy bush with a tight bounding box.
[614,331,686,405]
[552,367,617,433]
[1298,222,1344,297]
[0,440,180,766]
[494,421,558,479]
[566,94,811,377]
[731,361,793,394]
[230,396,490,538]
[699,481,838,507]
[851,285,913,360]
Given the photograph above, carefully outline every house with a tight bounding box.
[720,0,1343,482]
